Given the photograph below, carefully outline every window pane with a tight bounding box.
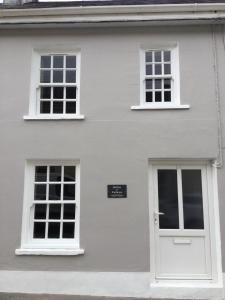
[64,166,76,182]
[49,184,61,200]
[33,222,46,239]
[53,56,64,68]
[50,166,61,182]
[146,91,152,102]
[66,56,76,68]
[48,222,60,238]
[164,64,171,75]
[53,70,63,83]
[146,65,152,75]
[53,101,63,114]
[35,166,47,182]
[66,102,76,114]
[182,170,204,230]
[34,184,46,200]
[66,71,76,83]
[34,204,47,220]
[164,51,171,62]
[40,70,51,83]
[53,87,64,99]
[164,91,171,102]
[158,170,179,229]
[63,222,75,238]
[63,184,75,200]
[146,79,152,90]
[164,79,171,89]
[40,101,51,114]
[49,204,61,219]
[155,51,162,62]
[41,87,51,99]
[145,52,152,63]
[155,91,162,102]
[66,87,76,99]
[155,64,162,75]
[155,79,162,89]
[63,204,76,219]
[41,56,51,68]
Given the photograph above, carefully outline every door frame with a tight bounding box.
[148,160,223,284]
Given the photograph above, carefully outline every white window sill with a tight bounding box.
[23,115,85,120]
[131,104,190,110]
[15,248,85,256]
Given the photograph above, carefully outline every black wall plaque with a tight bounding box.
[107,185,127,198]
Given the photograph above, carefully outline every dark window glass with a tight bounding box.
[164,91,171,102]
[49,184,61,200]
[53,70,63,83]
[66,56,76,68]
[145,52,152,63]
[53,87,64,99]
[41,87,51,99]
[63,184,75,200]
[155,91,162,102]
[40,70,51,83]
[50,166,61,182]
[182,170,204,230]
[164,79,171,89]
[146,79,152,90]
[66,102,76,114]
[49,204,61,219]
[64,166,76,182]
[158,170,179,229]
[155,64,162,75]
[146,91,152,102]
[146,65,152,75]
[164,51,171,62]
[33,222,46,239]
[53,101,63,114]
[164,64,171,75]
[48,222,60,238]
[35,166,47,182]
[155,79,162,89]
[41,56,51,68]
[53,56,64,68]
[155,51,162,62]
[66,87,76,99]
[34,184,46,200]
[63,222,75,238]
[40,101,51,114]
[63,204,76,219]
[34,204,47,219]
[66,71,76,83]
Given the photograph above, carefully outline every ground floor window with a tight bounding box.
[18,161,80,252]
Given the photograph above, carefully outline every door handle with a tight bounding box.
[154,211,164,224]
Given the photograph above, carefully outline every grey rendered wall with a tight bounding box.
[0,25,219,271]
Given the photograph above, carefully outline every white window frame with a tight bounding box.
[24,49,85,120]
[16,160,84,256]
[131,46,190,110]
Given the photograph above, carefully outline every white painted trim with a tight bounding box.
[23,115,85,120]
[131,104,190,110]
[0,271,223,299]
[15,248,85,256]
[2,4,225,26]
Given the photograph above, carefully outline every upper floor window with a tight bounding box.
[131,47,189,110]
[24,51,84,120]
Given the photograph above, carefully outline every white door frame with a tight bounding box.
[148,160,223,284]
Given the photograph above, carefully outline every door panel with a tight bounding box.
[153,164,212,280]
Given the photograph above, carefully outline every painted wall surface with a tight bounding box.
[0,25,221,272]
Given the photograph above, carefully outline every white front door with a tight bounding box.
[152,164,212,280]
